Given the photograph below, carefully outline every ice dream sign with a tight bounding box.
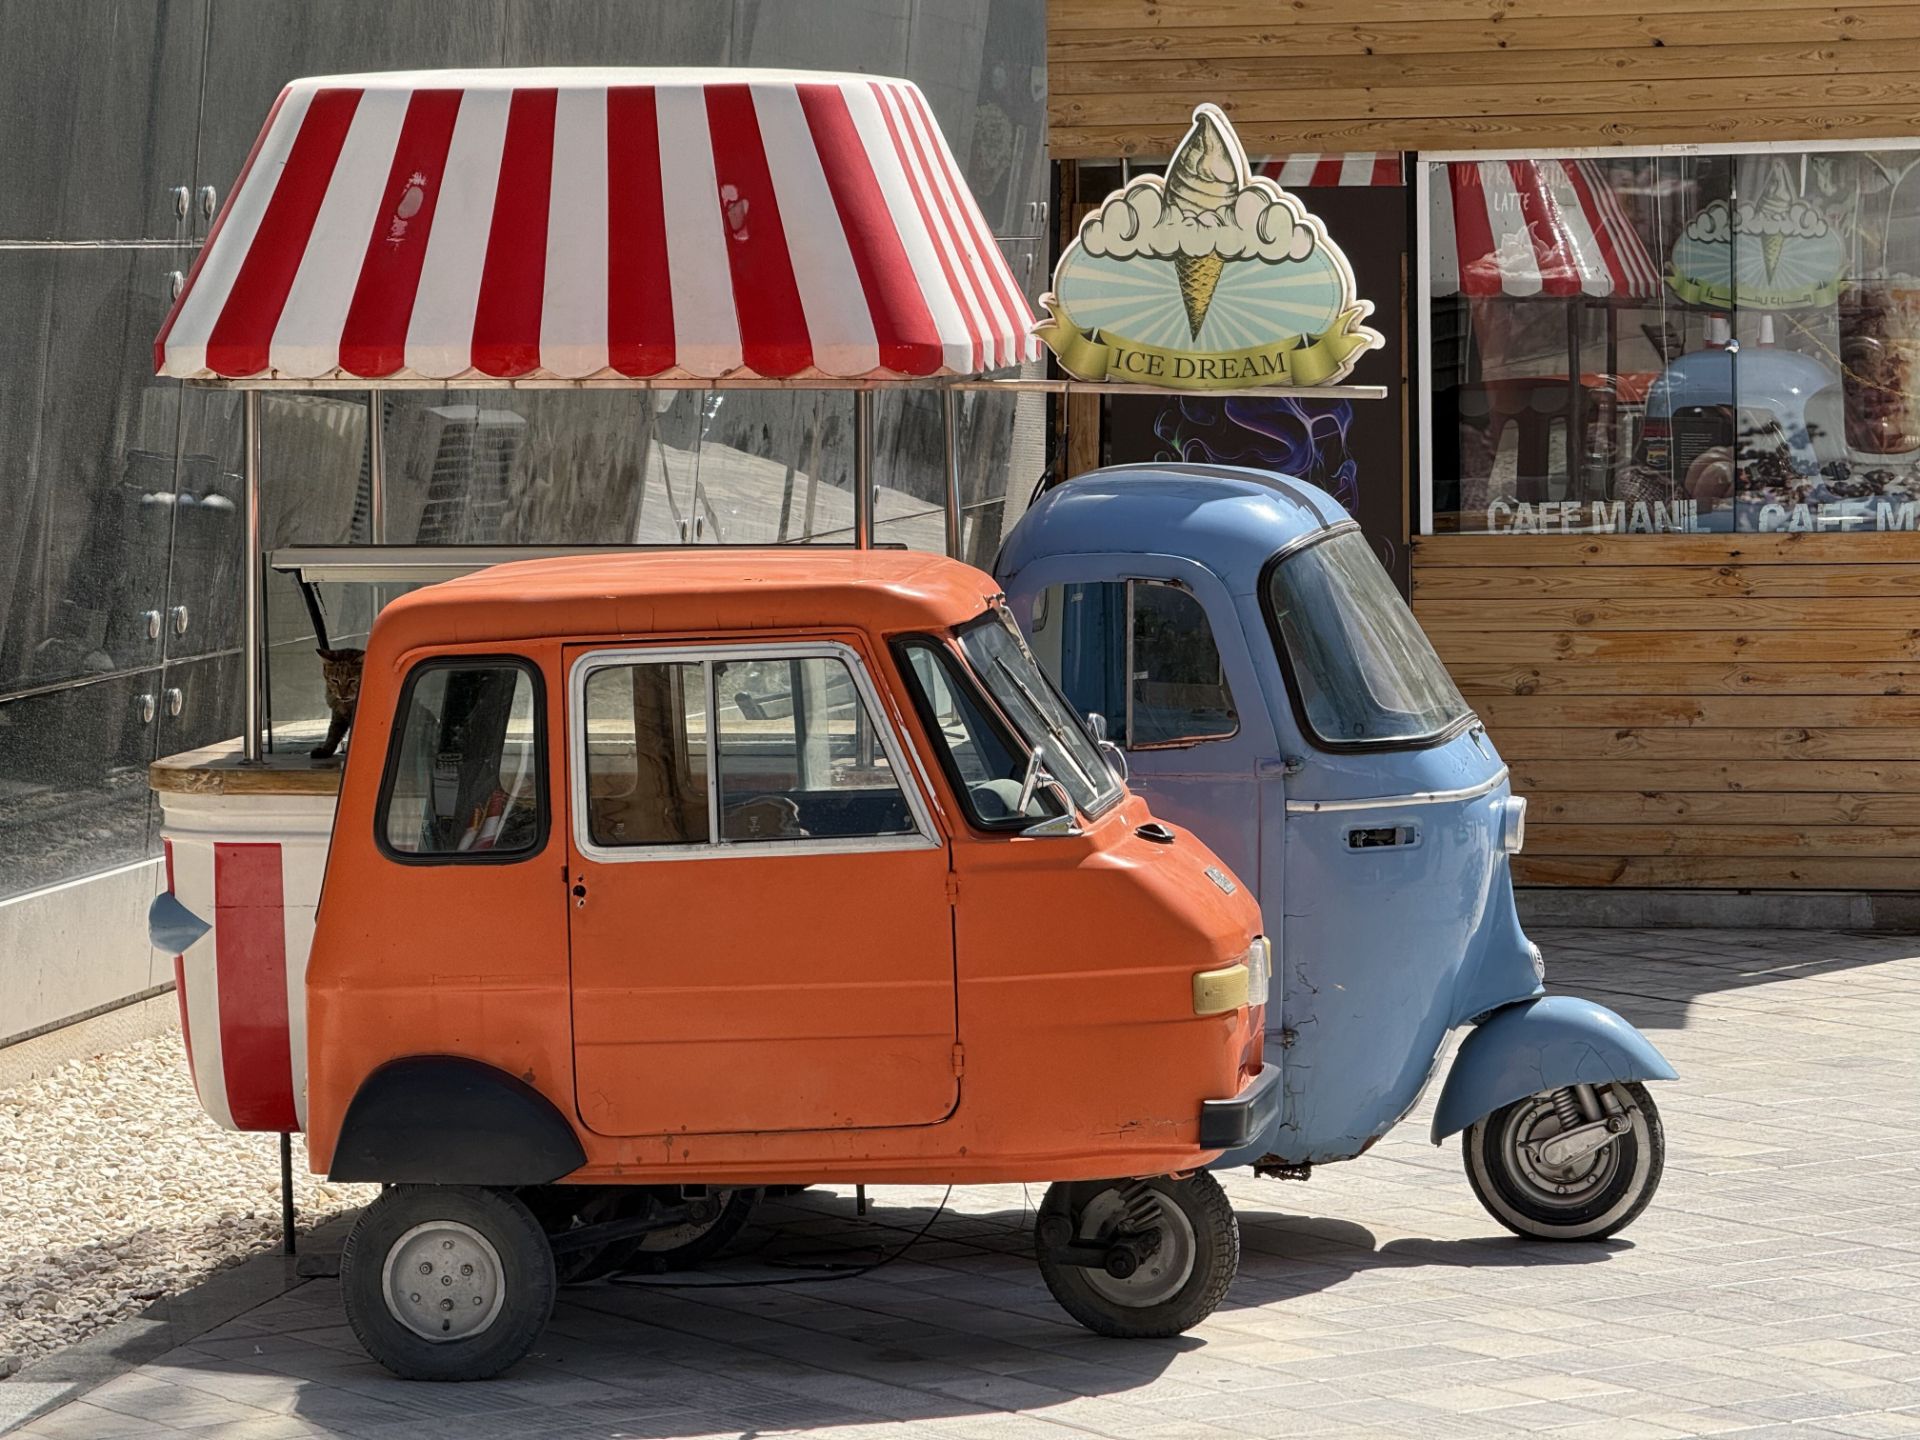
[1036,104,1382,390]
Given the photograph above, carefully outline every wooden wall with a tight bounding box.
[1049,0,1920,159]
[1414,532,1920,890]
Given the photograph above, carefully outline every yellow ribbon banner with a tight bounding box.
[1666,267,1846,311]
[1035,299,1374,390]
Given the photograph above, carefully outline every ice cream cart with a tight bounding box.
[143,69,1300,1379]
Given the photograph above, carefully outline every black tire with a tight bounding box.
[341,1185,555,1381]
[624,1189,758,1275]
[1036,1174,1239,1338]
[1464,1081,1665,1242]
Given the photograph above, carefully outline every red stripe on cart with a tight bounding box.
[903,84,1034,367]
[204,87,363,377]
[154,85,291,371]
[339,88,465,377]
[796,83,940,376]
[705,84,813,377]
[213,843,298,1133]
[606,86,676,376]
[471,88,558,377]
[873,83,984,373]
[164,839,198,1090]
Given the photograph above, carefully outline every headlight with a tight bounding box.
[1190,937,1271,1017]
[1245,936,1272,1008]
[1500,795,1527,855]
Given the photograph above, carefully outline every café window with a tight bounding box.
[1421,144,1920,536]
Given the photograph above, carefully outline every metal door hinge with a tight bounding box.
[951,1042,965,1076]
[944,873,960,904]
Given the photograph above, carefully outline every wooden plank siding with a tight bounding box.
[1048,0,1920,158]
[1414,533,1920,889]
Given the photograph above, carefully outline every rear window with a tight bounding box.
[1264,530,1472,749]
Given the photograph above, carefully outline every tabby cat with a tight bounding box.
[310,647,365,760]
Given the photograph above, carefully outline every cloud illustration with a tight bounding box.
[1080,177,1317,264]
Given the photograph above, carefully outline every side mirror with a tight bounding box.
[1015,749,1080,836]
[1085,712,1128,783]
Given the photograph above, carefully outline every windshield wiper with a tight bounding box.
[992,655,1097,793]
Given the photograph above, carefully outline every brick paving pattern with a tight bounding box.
[10,928,1920,1438]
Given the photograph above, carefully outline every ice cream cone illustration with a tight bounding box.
[1758,166,1794,281]
[1164,105,1246,339]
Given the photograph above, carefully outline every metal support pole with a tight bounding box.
[853,389,874,549]
[279,1131,296,1256]
[243,390,263,763]
[365,391,387,544]
[942,387,962,559]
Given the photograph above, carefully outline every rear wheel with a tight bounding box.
[1036,1174,1238,1338]
[341,1185,555,1381]
[1464,1081,1664,1241]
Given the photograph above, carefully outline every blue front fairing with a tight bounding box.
[1219,725,1543,1167]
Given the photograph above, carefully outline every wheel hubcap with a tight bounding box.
[1077,1190,1196,1309]
[381,1221,506,1343]
[1500,1094,1622,1208]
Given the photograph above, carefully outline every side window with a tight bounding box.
[381,661,544,859]
[577,650,922,852]
[714,657,915,841]
[1030,581,1237,748]
[1130,581,1238,745]
[583,662,709,846]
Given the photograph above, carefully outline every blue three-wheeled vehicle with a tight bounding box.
[998,463,1676,1241]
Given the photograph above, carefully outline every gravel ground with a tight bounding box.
[0,1031,371,1370]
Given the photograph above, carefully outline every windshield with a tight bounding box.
[1265,530,1474,748]
[956,608,1123,816]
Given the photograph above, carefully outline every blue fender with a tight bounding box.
[1430,995,1676,1143]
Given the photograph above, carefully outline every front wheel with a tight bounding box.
[1464,1081,1665,1242]
[1036,1174,1239,1338]
[341,1185,556,1381]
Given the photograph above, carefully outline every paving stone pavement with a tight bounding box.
[10,927,1920,1438]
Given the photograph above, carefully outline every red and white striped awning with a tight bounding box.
[1259,154,1404,188]
[155,68,1038,385]
[1428,158,1660,300]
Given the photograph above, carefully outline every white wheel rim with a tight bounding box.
[381,1220,507,1343]
[1077,1190,1197,1309]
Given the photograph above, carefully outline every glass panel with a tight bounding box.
[382,664,542,857]
[0,2,203,241]
[1130,582,1237,746]
[0,674,157,903]
[1267,532,1471,748]
[1426,154,1735,535]
[906,0,1047,239]
[899,641,1058,826]
[0,248,185,698]
[956,609,1121,815]
[582,661,710,847]
[714,657,916,841]
[1028,582,1124,737]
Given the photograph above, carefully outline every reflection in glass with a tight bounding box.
[1428,146,1920,537]
[383,665,541,857]
[584,662,710,848]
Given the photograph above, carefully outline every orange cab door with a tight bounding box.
[563,640,958,1138]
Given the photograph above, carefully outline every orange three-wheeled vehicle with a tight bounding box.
[290,547,1274,1378]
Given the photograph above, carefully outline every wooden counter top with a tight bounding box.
[151,739,344,796]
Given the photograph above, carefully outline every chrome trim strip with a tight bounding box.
[1268,519,1359,567]
[1285,767,1510,815]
